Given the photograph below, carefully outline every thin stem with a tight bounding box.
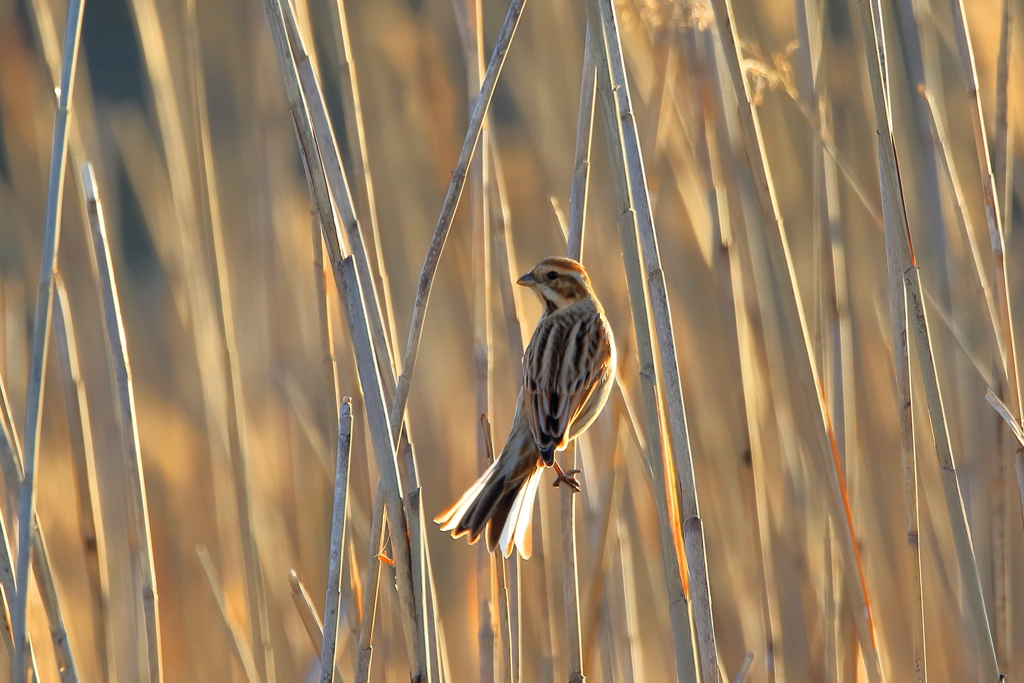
[390,0,528,433]
[587,0,718,679]
[948,0,1021,418]
[328,0,401,361]
[583,1,698,680]
[568,28,597,261]
[337,256,423,680]
[186,4,275,676]
[12,0,85,676]
[860,2,999,678]
[321,399,354,683]
[354,484,385,683]
[707,0,884,677]
[852,2,926,681]
[83,163,163,683]
[51,278,110,680]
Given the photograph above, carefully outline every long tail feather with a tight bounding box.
[435,459,543,559]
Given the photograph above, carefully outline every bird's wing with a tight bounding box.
[523,307,612,463]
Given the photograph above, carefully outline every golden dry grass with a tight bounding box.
[0,0,1023,681]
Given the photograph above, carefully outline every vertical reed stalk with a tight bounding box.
[312,213,342,420]
[555,30,597,683]
[354,484,385,683]
[337,256,424,680]
[389,0,528,431]
[583,2,699,681]
[846,2,927,681]
[260,2,422,676]
[327,0,401,359]
[707,0,884,678]
[186,5,276,679]
[568,28,597,262]
[559,444,585,683]
[587,0,718,679]
[52,278,111,680]
[948,0,1022,450]
[0,387,64,683]
[279,0,397,398]
[83,163,163,683]
[456,0,498,675]
[488,145,523,683]
[321,399,354,682]
[288,571,325,656]
[859,2,999,679]
[12,0,85,677]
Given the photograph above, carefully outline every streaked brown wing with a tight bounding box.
[522,307,612,463]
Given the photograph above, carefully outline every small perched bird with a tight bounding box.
[435,256,616,559]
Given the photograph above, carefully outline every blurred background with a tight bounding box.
[0,0,1023,680]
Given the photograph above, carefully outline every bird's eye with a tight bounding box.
[546,271,558,281]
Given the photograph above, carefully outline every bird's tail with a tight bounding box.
[434,458,544,559]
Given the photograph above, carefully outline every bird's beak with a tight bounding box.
[516,272,536,287]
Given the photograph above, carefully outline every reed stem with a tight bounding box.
[12,0,85,676]
[83,163,163,683]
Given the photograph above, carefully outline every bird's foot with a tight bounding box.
[552,461,582,493]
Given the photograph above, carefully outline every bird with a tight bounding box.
[434,256,616,559]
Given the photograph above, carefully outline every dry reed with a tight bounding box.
[82,163,162,683]
[11,0,85,677]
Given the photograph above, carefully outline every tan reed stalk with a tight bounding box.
[584,6,701,682]
[0,396,56,683]
[327,0,401,360]
[354,485,385,683]
[82,163,163,683]
[321,398,354,682]
[688,23,785,680]
[279,1,397,398]
[495,557,512,683]
[52,277,111,679]
[552,28,601,683]
[276,16,446,677]
[918,90,1001,350]
[11,0,85,677]
[609,511,641,683]
[312,213,342,420]
[991,1,1013,665]
[582,8,699,683]
[289,571,325,655]
[994,0,1012,217]
[336,255,425,680]
[846,3,926,680]
[559,443,585,683]
[288,569,353,676]
[860,2,1000,679]
[488,144,523,683]
[587,0,719,679]
[388,0,527,432]
[706,0,886,678]
[948,0,1022,434]
[568,28,597,262]
[454,0,500,674]
[198,547,261,683]
[286,0,531,671]
[479,416,511,683]
[185,6,278,680]
[0,378,21,513]
[259,2,423,676]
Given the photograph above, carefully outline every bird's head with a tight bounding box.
[516,257,594,311]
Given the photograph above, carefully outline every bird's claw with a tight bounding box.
[553,468,582,493]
